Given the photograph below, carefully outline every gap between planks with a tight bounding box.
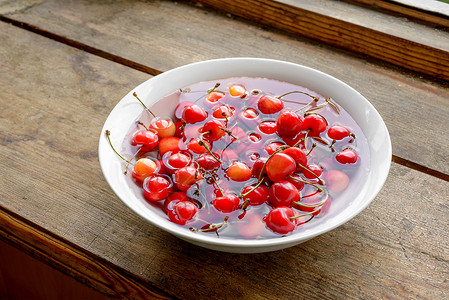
[1,15,447,183]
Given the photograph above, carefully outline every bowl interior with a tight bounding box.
[98,58,391,252]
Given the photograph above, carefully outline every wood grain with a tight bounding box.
[0,2,448,300]
[196,0,449,80]
[2,0,449,175]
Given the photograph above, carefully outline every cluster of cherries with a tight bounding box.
[106,80,359,237]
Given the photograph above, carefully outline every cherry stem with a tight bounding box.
[326,98,340,115]
[292,190,329,211]
[296,163,324,185]
[190,216,229,232]
[199,132,223,164]
[239,177,264,202]
[133,92,156,118]
[287,175,324,192]
[136,120,148,131]
[277,90,319,101]
[294,98,320,114]
[258,145,289,181]
[306,102,328,113]
[218,126,238,140]
[105,130,134,166]
[207,82,221,94]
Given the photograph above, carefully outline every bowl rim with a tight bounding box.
[98,57,392,250]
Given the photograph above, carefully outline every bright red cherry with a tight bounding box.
[302,114,327,136]
[241,185,269,206]
[167,200,198,225]
[212,194,240,213]
[197,153,221,170]
[264,142,283,155]
[258,121,277,134]
[282,147,307,167]
[202,120,226,141]
[241,108,259,119]
[226,162,252,182]
[257,95,284,114]
[132,158,158,182]
[266,153,296,182]
[164,191,189,213]
[131,130,158,152]
[269,180,300,207]
[251,157,268,178]
[186,138,211,154]
[163,152,191,174]
[302,164,323,180]
[173,166,203,192]
[212,105,234,119]
[143,175,173,202]
[286,174,305,191]
[265,206,296,234]
[327,125,351,140]
[276,110,302,138]
[206,91,225,103]
[182,104,207,124]
[336,149,358,164]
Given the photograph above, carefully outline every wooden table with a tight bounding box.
[0,0,448,299]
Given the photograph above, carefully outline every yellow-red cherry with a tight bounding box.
[226,162,252,182]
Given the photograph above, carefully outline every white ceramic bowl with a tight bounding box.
[98,58,391,253]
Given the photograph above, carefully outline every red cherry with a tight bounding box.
[264,142,283,155]
[131,130,158,152]
[269,180,300,207]
[212,105,234,119]
[173,166,203,191]
[302,114,327,136]
[257,95,284,114]
[286,174,305,191]
[336,149,358,164]
[212,194,240,213]
[327,125,351,140]
[158,136,181,156]
[175,101,194,119]
[241,185,269,206]
[226,162,252,182]
[162,151,191,174]
[132,158,158,182]
[197,153,221,170]
[167,200,198,225]
[202,120,226,141]
[282,132,305,147]
[186,138,210,154]
[266,153,296,182]
[265,206,296,234]
[251,157,268,178]
[276,110,302,138]
[258,121,277,134]
[302,164,323,180]
[182,104,207,124]
[282,147,308,167]
[206,91,225,103]
[241,108,259,119]
[164,191,189,213]
[143,175,173,202]
[174,121,185,138]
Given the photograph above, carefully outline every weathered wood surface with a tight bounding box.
[2,0,449,176]
[0,0,448,299]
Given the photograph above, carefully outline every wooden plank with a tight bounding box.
[343,0,449,27]
[197,0,449,80]
[0,18,448,299]
[1,0,448,175]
